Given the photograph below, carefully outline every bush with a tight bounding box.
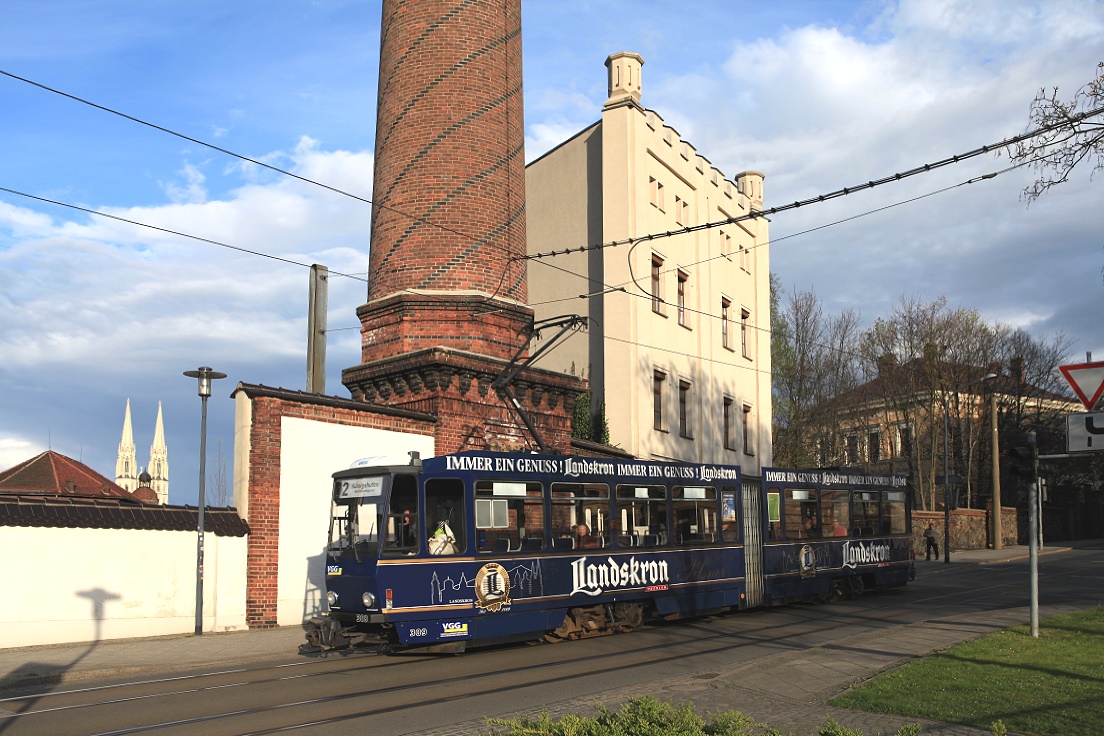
[482,698,925,736]
[481,697,773,736]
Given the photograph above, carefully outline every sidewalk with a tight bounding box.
[2,541,1099,734]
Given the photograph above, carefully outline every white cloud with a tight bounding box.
[0,437,43,471]
[0,139,377,480]
[161,161,209,205]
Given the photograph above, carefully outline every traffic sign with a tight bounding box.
[1059,361,1104,411]
[1067,412,1104,453]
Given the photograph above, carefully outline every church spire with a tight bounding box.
[148,401,169,505]
[115,399,138,492]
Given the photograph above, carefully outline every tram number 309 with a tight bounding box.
[409,627,428,638]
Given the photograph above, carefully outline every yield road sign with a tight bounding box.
[1067,412,1104,453]
[1059,361,1104,411]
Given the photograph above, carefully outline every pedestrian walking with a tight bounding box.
[924,521,939,560]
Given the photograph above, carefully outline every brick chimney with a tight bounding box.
[343,0,585,454]
[358,0,530,361]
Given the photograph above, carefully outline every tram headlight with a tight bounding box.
[327,591,339,607]
[362,592,376,609]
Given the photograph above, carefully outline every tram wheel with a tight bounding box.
[847,577,865,598]
[612,602,644,631]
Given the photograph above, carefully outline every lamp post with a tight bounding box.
[183,366,227,635]
[941,372,997,563]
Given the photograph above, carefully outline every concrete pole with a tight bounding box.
[943,402,951,563]
[1027,431,1039,638]
[991,393,1002,550]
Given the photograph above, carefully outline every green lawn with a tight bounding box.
[830,608,1104,736]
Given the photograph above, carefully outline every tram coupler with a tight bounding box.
[300,615,349,655]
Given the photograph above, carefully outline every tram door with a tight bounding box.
[741,476,764,607]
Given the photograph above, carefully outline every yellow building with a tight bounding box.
[526,52,772,472]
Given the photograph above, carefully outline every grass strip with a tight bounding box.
[830,608,1104,736]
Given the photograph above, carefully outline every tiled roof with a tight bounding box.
[0,450,138,500]
[0,494,249,537]
[829,358,1075,410]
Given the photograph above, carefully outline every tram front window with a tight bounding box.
[329,473,386,559]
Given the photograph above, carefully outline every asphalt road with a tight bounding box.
[3,551,1102,736]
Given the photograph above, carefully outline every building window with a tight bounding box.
[740,245,750,272]
[720,230,731,256]
[868,429,881,463]
[678,381,692,439]
[846,433,860,464]
[740,308,751,358]
[653,370,666,431]
[723,397,735,450]
[674,195,683,226]
[650,177,665,212]
[677,271,688,326]
[741,404,754,455]
[721,298,732,350]
[651,255,664,314]
[893,423,912,458]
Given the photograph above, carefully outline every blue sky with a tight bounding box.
[2,0,1102,503]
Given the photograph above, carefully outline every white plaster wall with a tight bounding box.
[0,526,247,649]
[276,417,435,626]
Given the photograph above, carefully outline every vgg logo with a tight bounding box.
[326,565,342,575]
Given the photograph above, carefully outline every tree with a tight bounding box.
[856,297,1002,510]
[771,282,862,467]
[571,390,609,445]
[211,439,231,507]
[1008,62,1104,204]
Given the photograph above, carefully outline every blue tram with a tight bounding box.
[302,451,912,654]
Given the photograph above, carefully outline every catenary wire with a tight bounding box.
[524,103,1104,263]
[3,65,1092,365]
[0,185,368,281]
[6,66,1096,319]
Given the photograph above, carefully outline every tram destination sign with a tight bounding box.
[1066,412,1104,453]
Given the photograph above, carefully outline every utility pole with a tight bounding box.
[991,393,1002,550]
[307,264,328,394]
[1026,431,1039,638]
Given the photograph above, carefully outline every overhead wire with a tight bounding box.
[0,66,543,303]
[524,102,1104,264]
[525,160,1037,367]
[0,67,582,334]
[0,185,367,281]
[4,66,1100,371]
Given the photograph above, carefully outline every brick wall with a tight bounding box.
[238,387,435,628]
[344,346,584,456]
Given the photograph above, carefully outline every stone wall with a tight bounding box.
[912,506,1018,554]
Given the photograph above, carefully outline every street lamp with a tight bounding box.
[183,366,227,635]
[941,372,997,563]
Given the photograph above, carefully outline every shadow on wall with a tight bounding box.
[0,587,122,728]
[303,548,328,623]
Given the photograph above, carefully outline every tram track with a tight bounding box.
[1,604,872,736]
[3,554,1099,736]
